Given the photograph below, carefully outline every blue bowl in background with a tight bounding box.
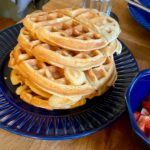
[128,5,150,31]
[126,69,150,146]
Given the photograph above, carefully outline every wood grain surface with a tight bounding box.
[0,0,150,150]
[0,16,15,30]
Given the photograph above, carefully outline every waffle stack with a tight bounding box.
[8,8,122,110]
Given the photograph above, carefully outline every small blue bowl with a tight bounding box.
[128,5,150,31]
[126,69,150,146]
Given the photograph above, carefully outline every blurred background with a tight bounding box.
[0,0,49,21]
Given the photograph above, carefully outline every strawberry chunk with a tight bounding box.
[137,115,150,132]
[133,93,150,139]
[134,112,141,121]
[142,101,150,111]
[145,122,150,137]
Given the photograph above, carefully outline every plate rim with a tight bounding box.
[0,110,125,140]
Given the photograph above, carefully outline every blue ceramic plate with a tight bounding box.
[0,24,139,140]
[128,4,150,31]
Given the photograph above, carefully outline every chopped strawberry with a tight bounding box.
[134,112,141,121]
[137,115,150,132]
[142,101,150,111]
[134,93,150,139]
[141,108,149,115]
[145,122,150,137]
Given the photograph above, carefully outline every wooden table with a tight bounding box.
[0,0,150,150]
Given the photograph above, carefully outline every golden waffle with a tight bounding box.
[23,10,71,37]
[57,8,90,17]
[11,70,83,102]
[84,56,117,100]
[10,45,94,97]
[11,70,51,99]
[18,28,106,71]
[100,39,122,56]
[15,60,94,97]
[86,57,117,94]
[18,28,121,70]
[10,70,86,110]
[9,44,116,97]
[8,8,122,110]
[36,18,108,51]
[10,56,116,110]
[18,28,122,56]
[9,44,30,68]
[19,85,86,110]
[75,10,121,42]
[115,40,122,55]
[18,28,41,55]
[87,69,117,99]
[32,43,106,71]
[23,8,120,51]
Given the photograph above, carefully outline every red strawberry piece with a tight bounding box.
[142,101,150,111]
[141,108,150,115]
[137,115,150,132]
[145,122,150,138]
[134,112,141,121]
[144,119,150,137]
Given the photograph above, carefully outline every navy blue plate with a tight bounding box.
[0,24,139,140]
[128,5,150,31]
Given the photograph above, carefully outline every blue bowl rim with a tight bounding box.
[128,4,150,31]
[126,69,150,145]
